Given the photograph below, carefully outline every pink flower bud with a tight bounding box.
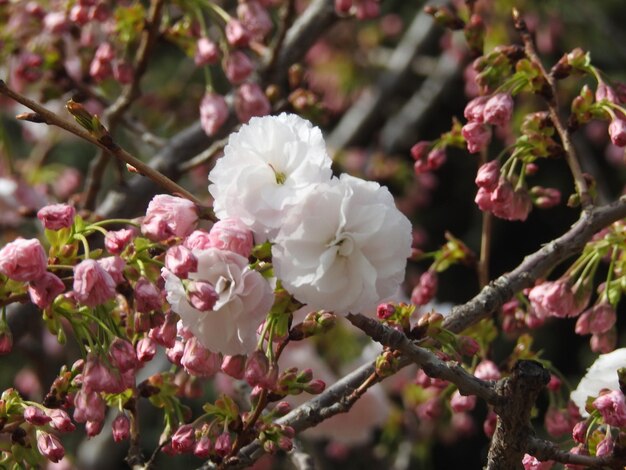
[48,409,75,433]
[522,454,554,470]
[426,148,446,171]
[416,397,442,421]
[97,256,126,285]
[73,389,105,423]
[181,337,221,377]
[37,431,65,463]
[450,390,477,413]
[104,228,134,254]
[457,336,480,357]
[187,281,219,312]
[529,280,588,319]
[134,277,162,313]
[237,1,273,40]
[355,0,379,19]
[545,407,573,437]
[200,92,229,136]
[335,0,352,14]
[547,375,561,391]
[73,259,116,307]
[483,93,514,127]
[410,141,430,161]
[245,350,276,389]
[223,51,254,84]
[531,186,562,209]
[28,272,65,308]
[207,218,254,257]
[0,238,48,282]
[112,414,130,442]
[141,195,198,242]
[86,419,103,437]
[593,390,626,427]
[464,96,489,123]
[462,122,491,153]
[305,379,326,394]
[109,338,138,373]
[591,329,617,354]
[376,303,395,320]
[596,434,614,457]
[195,37,220,67]
[166,340,185,365]
[596,83,619,103]
[474,360,501,381]
[44,12,68,33]
[172,424,196,453]
[24,406,52,425]
[148,312,178,348]
[136,337,157,362]
[483,410,497,437]
[235,82,271,123]
[571,421,587,443]
[70,4,90,24]
[83,355,117,393]
[113,61,134,84]
[214,432,232,457]
[609,119,626,147]
[587,303,617,334]
[221,354,246,379]
[411,271,438,306]
[37,204,75,230]
[225,19,250,47]
[194,436,212,458]
[0,328,12,355]
[165,245,198,279]
[475,160,500,191]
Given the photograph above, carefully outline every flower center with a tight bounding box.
[331,234,354,257]
[214,276,231,295]
[268,163,287,185]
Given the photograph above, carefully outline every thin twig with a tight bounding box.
[265,0,297,76]
[512,8,592,209]
[478,149,492,289]
[178,137,229,173]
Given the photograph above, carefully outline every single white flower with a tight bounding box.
[208,113,332,239]
[272,174,412,314]
[571,348,626,416]
[162,248,274,356]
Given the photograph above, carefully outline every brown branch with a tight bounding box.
[512,8,592,209]
[442,196,626,334]
[264,0,297,77]
[486,361,550,470]
[527,436,626,469]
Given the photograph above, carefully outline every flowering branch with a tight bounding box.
[443,196,626,334]
[512,8,592,209]
[526,436,626,469]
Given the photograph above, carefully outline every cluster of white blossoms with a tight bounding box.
[209,113,412,315]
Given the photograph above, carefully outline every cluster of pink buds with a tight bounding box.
[462,93,514,153]
[474,160,532,221]
[410,141,447,175]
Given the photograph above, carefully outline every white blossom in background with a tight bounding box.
[272,173,412,314]
[208,113,332,239]
[570,348,626,416]
[162,248,274,356]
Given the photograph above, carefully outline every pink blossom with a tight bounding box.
[37,204,75,230]
[427,148,446,170]
[572,421,587,443]
[609,119,626,147]
[28,272,65,308]
[234,82,271,123]
[194,436,212,459]
[596,434,614,457]
[82,355,118,393]
[184,230,213,251]
[200,92,229,136]
[416,397,442,421]
[579,303,616,335]
[593,390,626,427]
[97,256,126,285]
[410,271,438,306]
[591,329,617,353]
[483,410,497,437]
[195,37,219,67]
[475,160,500,191]
[166,340,185,365]
[225,19,250,47]
[245,350,276,389]
[69,4,90,24]
[207,218,254,257]
[214,433,232,457]
[237,1,273,40]
[522,454,554,470]
[355,0,380,19]
[165,245,197,279]
[104,228,134,254]
[112,414,130,442]
[223,51,254,84]
[0,329,12,355]
[181,337,221,377]
[113,61,134,84]
[596,82,619,103]
[37,431,65,463]
[0,238,48,282]
[483,93,514,127]
[462,122,491,153]
[335,0,352,14]
[172,424,196,453]
[528,280,587,319]
[531,186,562,209]
[86,419,103,438]
[410,141,430,161]
[44,11,68,33]
[142,195,198,241]
[376,303,395,320]
[73,259,116,307]
[474,360,501,381]
[464,96,489,122]
[134,277,162,313]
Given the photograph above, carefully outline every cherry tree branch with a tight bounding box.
[527,436,626,469]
